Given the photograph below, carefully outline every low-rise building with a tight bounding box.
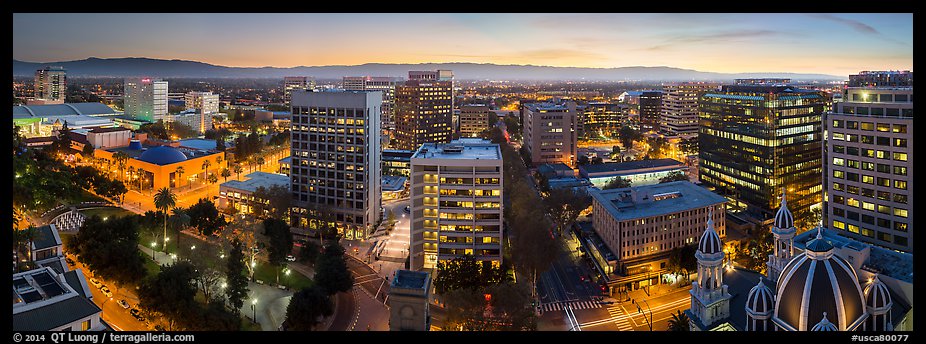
[95,140,226,192]
[388,270,432,331]
[459,104,492,138]
[589,181,727,295]
[537,162,576,180]
[13,267,103,331]
[580,159,688,188]
[383,149,414,177]
[218,171,289,216]
[382,175,408,200]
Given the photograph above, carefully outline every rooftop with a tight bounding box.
[13,102,119,119]
[391,270,430,290]
[107,143,221,165]
[792,229,913,283]
[524,102,572,111]
[590,181,727,221]
[279,156,291,164]
[220,171,289,193]
[32,224,62,251]
[382,176,407,192]
[580,158,685,175]
[177,138,225,151]
[413,138,501,161]
[687,266,769,331]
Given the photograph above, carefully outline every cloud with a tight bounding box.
[644,29,783,51]
[808,14,878,34]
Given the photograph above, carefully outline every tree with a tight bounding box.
[386,210,397,230]
[225,239,249,314]
[264,218,293,285]
[221,168,231,182]
[610,145,621,160]
[544,188,591,237]
[646,136,668,159]
[602,176,632,190]
[282,286,333,331]
[668,310,690,331]
[251,185,291,219]
[222,214,265,280]
[174,166,185,189]
[81,143,95,163]
[256,156,265,172]
[678,137,698,155]
[208,174,218,185]
[110,180,128,204]
[154,187,177,252]
[298,240,320,264]
[659,171,689,183]
[68,215,146,297]
[113,151,129,182]
[619,125,641,151]
[186,198,227,237]
[434,255,488,295]
[314,242,353,295]
[137,261,199,331]
[577,155,590,165]
[201,159,212,182]
[591,156,603,164]
[233,163,243,179]
[14,226,43,271]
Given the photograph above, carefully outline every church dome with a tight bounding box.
[811,313,838,331]
[139,146,188,165]
[864,275,892,310]
[745,278,775,315]
[697,211,722,255]
[774,191,794,230]
[773,230,867,331]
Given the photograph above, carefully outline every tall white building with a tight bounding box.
[283,76,316,105]
[184,91,219,114]
[660,83,716,136]
[33,66,67,104]
[523,101,578,167]
[409,138,503,271]
[824,72,913,253]
[124,77,168,123]
[290,90,382,240]
[342,76,401,131]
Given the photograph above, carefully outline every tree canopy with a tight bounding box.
[313,242,353,295]
[283,286,333,331]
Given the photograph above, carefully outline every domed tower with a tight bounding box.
[767,191,796,283]
[862,275,893,331]
[772,228,868,331]
[811,313,839,331]
[745,277,775,331]
[689,210,732,328]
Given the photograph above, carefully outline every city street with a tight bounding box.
[65,255,150,331]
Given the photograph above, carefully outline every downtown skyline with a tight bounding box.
[13,13,912,77]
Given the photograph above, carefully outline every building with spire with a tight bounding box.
[686,195,913,331]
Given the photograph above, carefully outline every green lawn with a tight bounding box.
[139,230,179,255]
[70,189,106,204]
[79,207,135,220]
[253,261,313,291]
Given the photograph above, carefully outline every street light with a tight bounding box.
[150,241,157,258]
[251,299,258,323]
[191,245,196,251]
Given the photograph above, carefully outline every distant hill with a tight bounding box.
[12,57,844,81]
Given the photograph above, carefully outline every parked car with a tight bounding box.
[100,286,112,298]
[65,257,75,266]
[154,325,165,331]
[117,299,130,309]
[404,205,410,213]
[130,308,141,318]
[286,254,296,262]
[136,315,147,323]
[89,278,102,288]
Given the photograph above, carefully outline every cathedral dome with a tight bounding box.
[697,212,722,255]
[774,191,794,230]
[811,313,838,331]
[745,278,775,315]
[864,275,892,310]
[773,230,867,331]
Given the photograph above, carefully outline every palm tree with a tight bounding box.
[201,160,212,184]
[14,226,43,272]
[233,164,243,179]
[208,174,218,185]
[81,143,95,165]
[256,156,265,172]
[127,166,136,190]
[668,310,690,331]
[154,187,177,253]
[113,152,129,182]
[175,166,185,189]
[169,208,190,253]
[221,168,231,182]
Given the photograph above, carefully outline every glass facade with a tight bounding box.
[699,85,824,224]
[393,80,453,151]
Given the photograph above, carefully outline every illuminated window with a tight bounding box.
[833,170,845,179]
[877,205,890,214]
[847,224,860,234]
[876,123,890,132]
[894,208,908,218]
[832,220,845,230]
[832,157,845,166]
[846,198,860,208]
[892,124,907,133]
[893,180,907,190]
[892,152,907,161]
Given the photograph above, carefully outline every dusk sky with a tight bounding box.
[13,13,913,77]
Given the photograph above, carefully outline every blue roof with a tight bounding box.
[580,159,685,175]
[178,139,225,151]
[138,146,188,165]
[12,102,118,119]
[703,93,766,101]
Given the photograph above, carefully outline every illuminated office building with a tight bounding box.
[459,104,491,137]
[639,90,663,132]
[698,81,825,228]
[124,77,168,122]
[289,90,382,240]
[661,83,716,136]
[523,101,578,167]
[33,66,67,104]
[409,138,503,271]
[824,73,913,252]
[283,76,316,105]
[184,91,219,114]
[394,71,454,151]
[342,76,400,131]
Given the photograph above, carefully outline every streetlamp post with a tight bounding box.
[251,299,257,323]
[150,242,157,259]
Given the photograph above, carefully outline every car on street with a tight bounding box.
[154,325,165,331]
[286,254,296,262]
[117,299,130,309]
[130,308,141,318]
[100,286,112,298]
[65,257,75,266]
[404,205,410,213]
[89,278,102,288]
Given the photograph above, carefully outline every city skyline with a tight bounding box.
[13,13,912,77]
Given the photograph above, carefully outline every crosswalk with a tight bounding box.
[605,307,635,331]
[540,300,602,312]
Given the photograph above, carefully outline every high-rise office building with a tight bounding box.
[824,73,913,252]
[661,83,716,136]
[342,76,400,131]
[639,90,663,132]
[184,91,220,114]
[283,76,316,105]
[33,66,67,104]
[124,77,168,123]
[394,71,454,151]
[699,81,825,228]
[458,104,491,138]
[289,90,382,240]
[409,138,503,271]
[523,101,578,167]
[848,71,914,87]
[581,102,627,140]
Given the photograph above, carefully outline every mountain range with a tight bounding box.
[13,57,845,81]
